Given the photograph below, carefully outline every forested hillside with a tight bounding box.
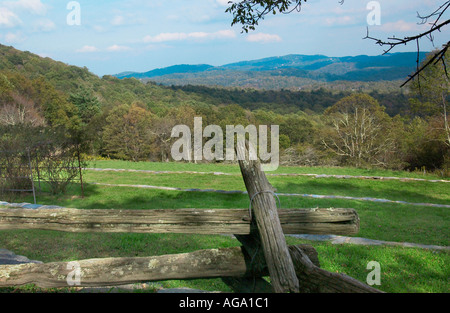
[0,44,448,173]
[169,85,412,117]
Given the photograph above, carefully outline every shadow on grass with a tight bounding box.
[308,242,449,293]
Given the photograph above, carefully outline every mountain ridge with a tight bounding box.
[114,52,427,79]
[113,52,428,90]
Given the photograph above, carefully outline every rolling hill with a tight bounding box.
[114,52,428,91]
[0,43,413,116]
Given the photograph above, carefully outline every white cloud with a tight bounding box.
[246,33,282,43]
[4,31,25,44]
[111,15,125,26]
[143,30,236,43]
[93,25,107,33]
[144,32,188,43]
[325,15,355,26]
[76,44,135,55]
[0,0,47,29]
[76,45,100,53]
[34,18,55,32]
[107,44,132,52]
[4,0,47,15]
[378,20,425,32]
[214,30,236,39]
[0,7,22,28]
[110,13,147,27]
[188,32,210,39]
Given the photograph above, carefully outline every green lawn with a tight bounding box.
[86,159,450,179]
[0,160,449,293]
[83,170,450,205]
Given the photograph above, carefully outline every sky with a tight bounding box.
[0,0,448,76]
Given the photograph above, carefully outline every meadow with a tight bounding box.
[0,160,448,293]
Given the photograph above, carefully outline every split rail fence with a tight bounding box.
[0,141,382,293]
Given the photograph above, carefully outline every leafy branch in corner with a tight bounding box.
[226,1,345,33]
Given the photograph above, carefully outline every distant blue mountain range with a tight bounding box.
[115,64,214,79]
[114,52,429,86]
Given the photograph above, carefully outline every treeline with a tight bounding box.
[0,44,448,175]
[169,85,412,116]
[147,69,417,94]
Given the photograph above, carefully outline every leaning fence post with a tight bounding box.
[235,140,299,293]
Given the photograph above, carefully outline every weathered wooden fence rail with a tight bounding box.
[0,246,305,289]
[0,244,380,292]
[0,207,359,235]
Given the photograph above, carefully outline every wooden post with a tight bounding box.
[235,140,299,293]
[26,149,36,205]
[222,243,321,293]
[288,246,383,293]
[34,154,41,193]
[76,145,84,198]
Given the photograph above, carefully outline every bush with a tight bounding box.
[0,125,85,196]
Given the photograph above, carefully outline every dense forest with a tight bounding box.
[0,44,449,176]
[168,85,412,117]
[143,70,411,94]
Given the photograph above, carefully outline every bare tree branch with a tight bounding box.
[225,1,449,88]
[400,42,449,88]
[363,2,450,87]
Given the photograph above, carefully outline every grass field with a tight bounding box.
[0,160,448,293]
[86,160,450,179]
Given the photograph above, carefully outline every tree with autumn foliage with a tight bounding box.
[102,103,154,161]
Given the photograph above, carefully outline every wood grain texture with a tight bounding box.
[0,245,381,292]
[288,246,383,293]
[236,140,299,293]
[0,247,246,288]
[0,245,316,289]
[0,207,359,235]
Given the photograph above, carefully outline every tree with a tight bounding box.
[0,73,45,127]
[403,117,449,171]
[31,77,78,129]
[0,74,14,105]
[102,103,153,161]
[69,88,101,126]
[150,105,197,162]
[226,0,308,33]
[279,114,313,145]
[0,93,45,127]
[36,129,86,195]
[322,93,393,167]
[409,50,450,148]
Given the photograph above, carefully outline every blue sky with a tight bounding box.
[0,0,448,76]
